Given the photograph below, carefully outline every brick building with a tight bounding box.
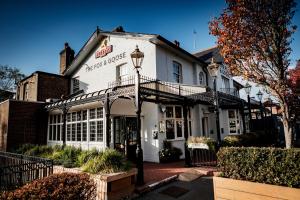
[0,44,73,151]
[16,71,69,102]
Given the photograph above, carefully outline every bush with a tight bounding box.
[159,141,182,163]
[13,145,131,173]
[221,132,277,147]
[82,149,130,174]
[187,136,217,151]
[0,173,95,200]
[217,147,300,188]
[77,148,100,166]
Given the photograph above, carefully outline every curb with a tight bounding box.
[134,174,178,195]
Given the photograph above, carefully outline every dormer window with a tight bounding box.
[173,61,182,83]
[72,77,80,93]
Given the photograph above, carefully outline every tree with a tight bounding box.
[287,60,300,128]
[209,0,297,148]
[0,65,25,91]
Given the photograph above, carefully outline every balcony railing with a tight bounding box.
[219,88,239,97]
[108,75,207,98]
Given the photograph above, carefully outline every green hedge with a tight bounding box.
[217,147,300,188]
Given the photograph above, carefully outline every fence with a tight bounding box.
[189,148,217,167]
[0,151,53,191]
[108,75,207,97]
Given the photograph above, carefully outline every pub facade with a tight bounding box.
[43,27,245,163]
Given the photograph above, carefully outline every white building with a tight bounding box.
[46,27,246,163]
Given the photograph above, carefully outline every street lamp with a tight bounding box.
[207,58,221,144]
[256,90,264,119]
[267,97,273,116]
[244,82,252,131]
[130,45,144,185]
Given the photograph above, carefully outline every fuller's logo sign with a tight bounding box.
[95,39,113,58]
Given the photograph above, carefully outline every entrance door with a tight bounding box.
[113,117,137,161]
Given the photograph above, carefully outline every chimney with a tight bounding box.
[174,40,180,47]
[59,42,75,75]
[112,26,125,32]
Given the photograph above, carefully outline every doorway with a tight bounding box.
[113,116,137,161]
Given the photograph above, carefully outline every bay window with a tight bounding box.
[48,107,104,143]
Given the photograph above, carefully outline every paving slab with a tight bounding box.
[135,176,214,200]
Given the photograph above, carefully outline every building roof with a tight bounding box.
[0,89,15,102]
[18,71,66,84]
[63,27,207,76]
[193,46,224,64]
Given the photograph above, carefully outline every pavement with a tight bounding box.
[135,176,214,200]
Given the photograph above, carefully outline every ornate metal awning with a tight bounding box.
[45,75,215,111]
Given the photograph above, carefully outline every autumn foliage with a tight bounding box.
[0,173,96,200]
[209,0,297,148]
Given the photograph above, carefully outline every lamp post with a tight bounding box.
[244,82,252,131]
[207,58,221,144]
[130,45,144,185]
[257,90,263,119]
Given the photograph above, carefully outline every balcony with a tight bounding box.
[219,88,239,97]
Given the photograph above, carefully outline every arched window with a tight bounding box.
[199,72,204,85]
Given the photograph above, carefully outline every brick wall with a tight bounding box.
[3,100,48,151]
[17,75,38,101]
[37,73,69,101]
[16,72,69,102]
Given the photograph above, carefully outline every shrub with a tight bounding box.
[13,143,36,154]
[217,147,300,188]
[77,148,100,166]
[221,132,277,147]
[159,140,182,163]
[187,136,217,151]
[12,145,131,173]
[24,145,53,158]
[55,146,82,168]
[83,149,129,174]
[0,173,96,200]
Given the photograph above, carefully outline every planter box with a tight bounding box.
[213,176,300,200]
[54,166,137,200]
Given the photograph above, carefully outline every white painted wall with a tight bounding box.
[71,36,157,93]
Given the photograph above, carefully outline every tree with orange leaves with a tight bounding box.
[209,0,297,148]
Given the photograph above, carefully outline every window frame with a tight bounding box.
[172,61,183,83]
[228,109,241,135]
[48,114,62,142]
[164,105,191,140]
[72,77,80,94]
[48,107,104,143]
[199,71,205,85]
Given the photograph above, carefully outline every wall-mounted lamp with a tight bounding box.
[160,104,166,113]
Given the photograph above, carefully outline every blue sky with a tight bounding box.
[0,0,299,76]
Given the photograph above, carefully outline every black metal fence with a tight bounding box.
[189,148,217,167]
[0,151,53,191]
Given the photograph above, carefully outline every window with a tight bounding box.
[173,61,182,83]
[165,106,184,140]
[23,83,29,101]
[72,77,80,93]
[228,110,240,134]
[199,72,204,85]
[221,76,230,89]
[48,114,62,141]
[64,107,103,143]
[117,64,131,85]
[88,107,104,142]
